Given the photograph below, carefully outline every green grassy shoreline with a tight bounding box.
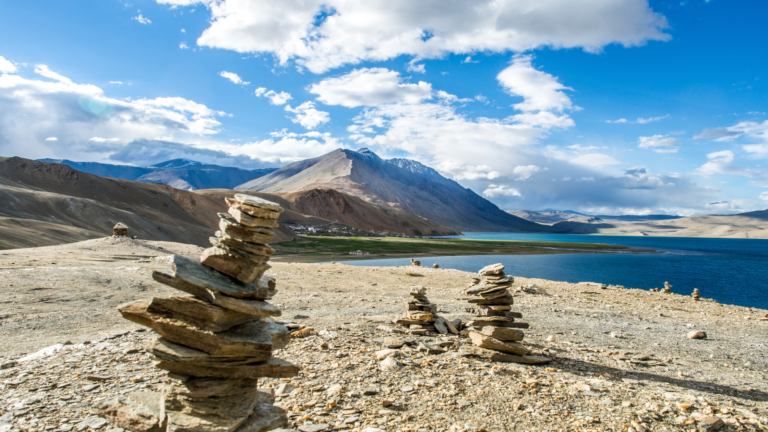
[271,235,648,263]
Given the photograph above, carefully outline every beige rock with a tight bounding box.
[227,208,279,229]
[698,416,724,432]
[460,346,551,364]
[687,330,707,340]
[434,317,458,335]
[156,358,300,379]
[147,296,264,332]
[383,337,405,349]
[464,294,513,305]
[210,236,275,258]
[156,255,276,300]
[478,263,505,276]
[119,300,289,358]
[480,326,524,342]
[148,338,276,368]
[165,374,258,398]
[468,332,530,356]
[225,199,281,220]
[232,194,283,213]
[380,357,403,371]
[200,246,270,284]
[164,382,258,420]
[375,349,400,360]
[232,399,287,432]
[94,391,166,432]
[218,215,275,245]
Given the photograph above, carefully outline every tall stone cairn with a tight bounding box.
[459,263,551,365]
[393,286,458,335]
[98,194,299,432]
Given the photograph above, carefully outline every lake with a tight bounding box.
[340,233,768,310]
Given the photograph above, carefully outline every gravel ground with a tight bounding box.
[1,238,767,432]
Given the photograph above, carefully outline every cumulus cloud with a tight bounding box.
[309,68,432,108]
[760,191,768,202]
[693,127,741,141]
[0,56,17,74]
[0,64,230,161]
[133,14,152,25]
[285,102,330,129]
[161,0,670,73]
[45,137,58,141]
[219,71,249,85]
[497,55,574,113]
[483,184,522,198]
[512,165,541,181]
[254,87,292,105]
[695,150,768,179]
[638,135,681,153]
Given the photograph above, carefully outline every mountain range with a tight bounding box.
[39,158,276,191]
[238,148,546,233]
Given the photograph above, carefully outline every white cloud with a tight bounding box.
[254,87,292,105]
[166,0,670,73]
[607,114,668,124]
[512,165,541,181]
[606,118,628,124]
[568,144,601,151]
[483,184,522,198]
[696,150,768,179]
[109,81,123,85]
[450,164,500,181]
[179,43,190,49]
[0,65,230,161]
[88,137,120,142]
[406,59,426,74]
[0,56,17,74]
[45,137,57,141]
[571,153,622,168]
[497,55,574,112]
[309,68,432,108]
[760,191,768,202]
[285,102,330,129]
[133,14,152,25]
[638,135,681,153]
[219,71,249,85]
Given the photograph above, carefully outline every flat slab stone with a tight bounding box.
[219,214,275,245]
[120,300,289,358]
[469,331,530,355]
[480,326,525,341]
[478,263,505,276]
[165,374,258,398]
[149,338,275,368]
[227,208,279,229]
[158,255,276,300]
[210,236,275,258]
[233,399,288,432]
[464,294,514,305]
[226,198,281,220]
[165,382,258,421]
[201,246,270,284]
[93,391,166,432]
[460,346,552,365]
[156,357,300,379]
[233,194,283,213]
[147,296,264,332]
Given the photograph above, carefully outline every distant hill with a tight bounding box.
[38,158,276,191]
[508,209,682,225]
[238,148,550,233]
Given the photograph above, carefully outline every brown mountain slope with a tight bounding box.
[0,157,229,249]
[238,148,551,233]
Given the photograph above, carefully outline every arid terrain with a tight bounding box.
[1,238,767,432]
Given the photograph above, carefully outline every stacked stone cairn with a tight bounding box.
[692,288,701,301]
[394,286,458,335]
[460,263,551,365]
[662,281,672,294]
[113,222,129,237]
[98,194,299,432]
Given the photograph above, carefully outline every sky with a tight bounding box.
[0,0,766,215]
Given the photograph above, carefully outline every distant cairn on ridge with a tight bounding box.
[113,222,129,237]
[97,194,298,432]
[459,263,552,365]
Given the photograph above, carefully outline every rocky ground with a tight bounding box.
[1,238,767,432]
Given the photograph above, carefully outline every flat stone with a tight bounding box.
[464,294,514,305]
[433,318,449,334]
[233,194,283,213]
[383,337,404,349]
[201,246,270,284]
[94,391,166,432]
[416,343,446,355]
[149,338,274,368]
[483,277,514,285]
[166,374,258,398]
[469,332,530,355]
[460,346,552,365]
[478,263,505,276]
[119,300,289,358]
[233,400,287,432]
[225,198,281,219]
[687,330,707,340]
[480,326,525,342]
[210,236,275,258]
[165,384,258,420]
[147,296,268,332]
[156,255,276,300]
[698,417,724,432]
[227,208,279,229]
[156,357,300,379]
[297,425,328,432]
[379,357,402,371]
[218,214,275,245]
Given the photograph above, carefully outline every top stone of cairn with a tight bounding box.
[478,263,505,276]
[234,194,283,213]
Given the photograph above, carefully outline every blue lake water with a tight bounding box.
[340,233,768,310]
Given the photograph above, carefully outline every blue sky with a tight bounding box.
[0,0,766,215]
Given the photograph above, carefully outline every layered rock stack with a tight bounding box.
[99,194,299,432]
[113,222,129,237]
[394,286,457,335]
[662,282,672,294]
[692,288,701,301]
[460,263,551,365]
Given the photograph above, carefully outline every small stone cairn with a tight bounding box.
[394,286,458,335]
[692,288,701,301]
[460,263,551,365]
[97,194,299,432]
[662,281,672,294]
[113,222,129,237]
